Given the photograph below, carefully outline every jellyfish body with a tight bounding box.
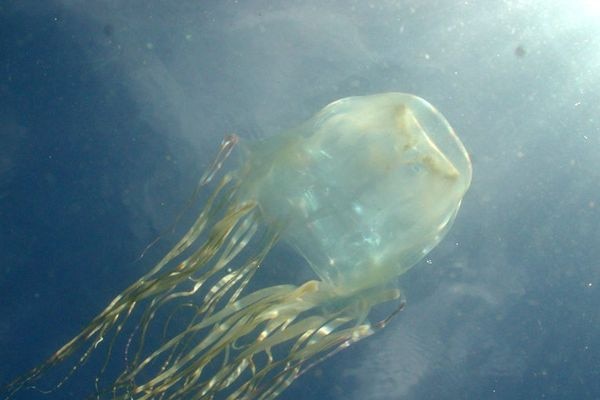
[242,93,471,292]
[2,93,471,400]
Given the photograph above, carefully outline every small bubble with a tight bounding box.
[514,45,526,58]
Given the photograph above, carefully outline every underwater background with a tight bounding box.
[1,0,599,399]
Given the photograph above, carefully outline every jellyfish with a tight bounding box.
[2,92,472,400]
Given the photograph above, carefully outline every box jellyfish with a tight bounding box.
[2,93,472,400]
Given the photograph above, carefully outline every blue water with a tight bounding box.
[1,1,599,399]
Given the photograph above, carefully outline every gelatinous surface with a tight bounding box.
[246,93,472,292]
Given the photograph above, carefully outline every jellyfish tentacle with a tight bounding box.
[1,164,252,399]
[240,287,402,400]
[125,200,258,368]
[199,134,239,186]
[137,134,239,263]
[101,211,284,398]
[112,282,400,400]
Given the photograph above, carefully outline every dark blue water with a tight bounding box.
[1,1,599,399]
